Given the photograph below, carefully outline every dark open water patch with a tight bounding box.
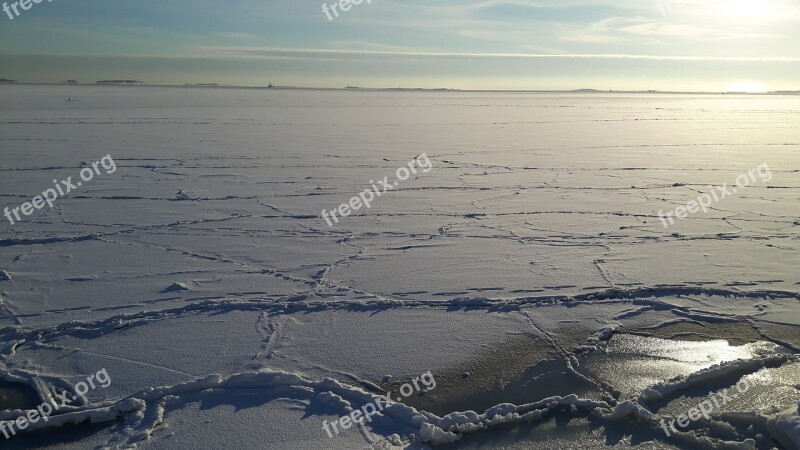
[0,381,40,410]
[1,421,118,449]
[380,335,605,417]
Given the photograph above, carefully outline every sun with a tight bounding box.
[730,0,764,17]
[726,81,768,93]
[722,0,776,21]
[685,0,780,25]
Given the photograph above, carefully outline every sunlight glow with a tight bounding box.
[684,0,781,23]
[726,81,768,93]
[720,0,777,21]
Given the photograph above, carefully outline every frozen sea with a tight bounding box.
[0,85,798,449]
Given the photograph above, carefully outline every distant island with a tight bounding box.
[96,80,144,85]
[61,80,78,84]
[0,79,16,84]
[382,87,459,91]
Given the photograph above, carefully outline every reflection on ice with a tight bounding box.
[582,334,791,400]
[607,334,781,365]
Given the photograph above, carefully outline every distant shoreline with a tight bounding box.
[0,82,797,95]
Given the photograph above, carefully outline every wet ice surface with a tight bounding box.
[0,86,799,449]
[0,381,40,410]
[581,334,791,400]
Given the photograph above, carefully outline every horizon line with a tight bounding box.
[1,82,798,95]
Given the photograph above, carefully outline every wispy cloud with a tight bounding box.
[211,32,257,40]
[557,16,784,44]
[202,46,800,62]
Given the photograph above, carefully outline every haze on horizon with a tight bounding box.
[0,0,798,92]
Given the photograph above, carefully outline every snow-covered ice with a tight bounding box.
[0,85,798,449]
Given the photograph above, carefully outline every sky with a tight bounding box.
[0,0,798,91]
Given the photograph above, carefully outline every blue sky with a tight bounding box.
[0,0,798,91]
